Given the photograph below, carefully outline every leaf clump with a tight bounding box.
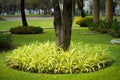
[7,42,113,74]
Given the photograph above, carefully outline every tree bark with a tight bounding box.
[77,0,85,17]
[93,0,100,23]
[21,0,28,26]
[106,0,113,23]
[72,0,75,19]
[0,5,2,14]
[53,0,62,47]
[61,0,73,51]
[53,0,73,51]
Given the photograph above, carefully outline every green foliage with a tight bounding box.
[0,33,12,51]
[92,20,111,34]
[10,26,43,34]
[89,19,120,37]
[74,16,93,27]
[74,17,86,27]
[7,41,112,74]
[109,19,120,37]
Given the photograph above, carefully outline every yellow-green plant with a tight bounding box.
[74,17,86,27]
[7,41,113,74]
[74,17,93,27]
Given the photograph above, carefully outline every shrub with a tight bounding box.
[89,19,120,37]
[85,16,93,26]
[0,33,12,51]
[96,20,111,34]
[10,26,43,34]
[7,42,113,74]
[109,19,120,37]
[74,17,87,27]
[74,16,93,27]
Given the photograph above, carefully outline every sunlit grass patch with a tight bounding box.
[7,41,113,74]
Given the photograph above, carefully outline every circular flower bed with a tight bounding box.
[7,42,113,74]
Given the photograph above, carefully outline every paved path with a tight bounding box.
[3,16,53,21]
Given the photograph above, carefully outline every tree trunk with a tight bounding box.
[53,0,62,47]
[53,0,73,51]
[21,0,28,26]
[61,0,73,51]
[72,0,75,19]
[0,5,2,14]
[93,0,100,23]
[106,0,113,23]
[77,0,85,17]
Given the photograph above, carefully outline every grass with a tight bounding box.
[0,18,120,80]
[0,19,54,31]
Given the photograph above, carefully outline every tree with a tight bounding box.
[77,0,85,17]
[53,0,73,51]
[53,0,62,47]
[72,0,75,19]
[0,1,2,14]
[106,0,113,23]
[21,0,28,26]
[34,0,52,15]
[100,0,105,15]
[93,0,100,23]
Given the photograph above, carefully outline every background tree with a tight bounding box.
[0,1,2,14]
[100,0,105,15]
[106,0,113,23]
[77,0,85,17]
[93,0,100,23]
[72,0,75,19]
[21,0,28,26]
[0,0,19,15]
[53,0,73,51]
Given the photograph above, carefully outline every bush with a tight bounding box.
[0,33,12,51]
[74,16,93,27]
[85,16,93,26]
[7,42,113,74]
[10,26,43,34]
[89,19,120,37]
[74,17,86,27]
[109,19,120,37]
[96,20,111,34]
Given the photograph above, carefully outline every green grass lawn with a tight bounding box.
[0,19,120,80]
[0,19,54,30]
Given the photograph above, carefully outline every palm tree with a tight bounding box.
[21,0,28,26]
